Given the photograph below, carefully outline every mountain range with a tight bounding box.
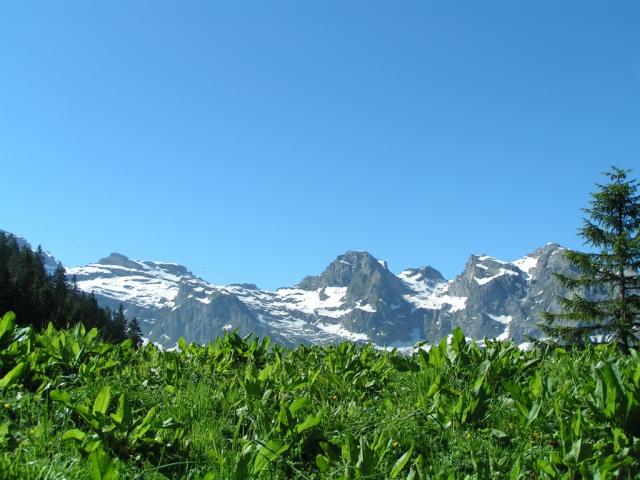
[2,229,577,350]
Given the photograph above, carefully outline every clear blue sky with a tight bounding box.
[1,1,639,290]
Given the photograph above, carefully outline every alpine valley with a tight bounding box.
[2,229,578,350]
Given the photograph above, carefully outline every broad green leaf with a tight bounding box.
[536,459,557,477]
[527,403,541,425]
[89,449,119,480]
[0,423,9,442]
[140,406,157,427]
[596,361,624,418]
[232,451,250,480]
[0,312,16,342]
[85,439,103,454]
[342,434,356,464]
[93,386,111,416]
[258,363,275,382]
[251,440,288,475]
[0,362,25,389]
[563,439,582,465]
[289,396,309,414]
[473,360,491,394]
[295,412,322,433]
[530,372,543,398]
[85,328,99,343]
[429,344,445,369]
[101,360,119,371]
[110,394,131,426]
[70,339,81,359]
[62,429,86,442]
[356,436,375,476]
[426,375,442,398]
[509,458,521,480]
[390,446,413,478]
[451,326,466,352]
[489,428,508,439]
[316,454,330,472]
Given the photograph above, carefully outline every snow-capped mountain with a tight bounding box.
[63,243,577,349]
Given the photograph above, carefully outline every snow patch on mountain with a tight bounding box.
[67,260,202,309]
[317,322,370,342]
[477,255,509,265]
[487,313,513,324]
[398,270,467,312]
[275,286,348,317]
[487,313,513,341]
[512,255,539,280]
[473,268,519,286]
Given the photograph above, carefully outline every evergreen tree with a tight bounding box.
[110,304,128,342]
[51,264,68,327]
[127,317,143,349]
[0,231,119,341]
[542,167,640,352]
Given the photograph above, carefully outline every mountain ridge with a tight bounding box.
[65,243,574,350]
[2,228,576,350]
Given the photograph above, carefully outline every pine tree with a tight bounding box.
[542,167,640,352]
[0,231,122,341]
[110,304,128,342]
[127,317,143,349]
[51,264,68,328]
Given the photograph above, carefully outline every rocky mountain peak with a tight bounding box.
[148,261,191,277]
[512,243,567,281]
[464,254,522,278]
[97,252,142,270]
[298,251,393,290]
[3,226,584,348]
[399,266,445,283]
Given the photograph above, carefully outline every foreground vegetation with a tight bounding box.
[0,312,638,479]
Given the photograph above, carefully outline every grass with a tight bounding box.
[0,312,639,479]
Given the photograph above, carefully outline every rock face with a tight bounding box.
[1,228,583,348]
[61,242,578,349]
[430,244,572,344]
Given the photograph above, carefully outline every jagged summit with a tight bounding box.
[399,266,445,283]
[298,251,397,290]
[97,252,143,269]
[96,252,192,277]
[3,227,578,349]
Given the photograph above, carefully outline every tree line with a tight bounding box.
[0,232,142,347]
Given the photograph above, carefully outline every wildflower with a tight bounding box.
[3,403,10,410]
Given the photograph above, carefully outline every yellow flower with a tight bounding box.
[392,441,399,448]
[3,403,10,410]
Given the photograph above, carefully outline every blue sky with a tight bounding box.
[1,1,639,290]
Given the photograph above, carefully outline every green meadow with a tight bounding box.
[0,312,638,479]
